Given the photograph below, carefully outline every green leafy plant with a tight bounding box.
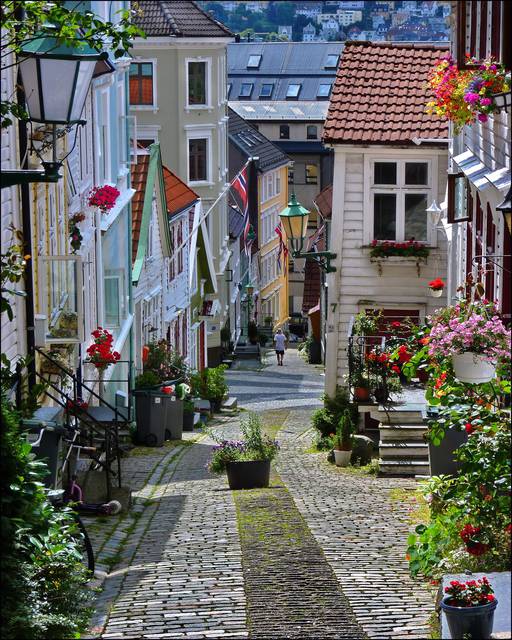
[352,309,382,336]
[335,410,354,451]
[257,332,269,346]
[1,229,28,321]
[190,365,228,403]
[134,370,160,389]
[311,388,358,439]
[143,339,188,382]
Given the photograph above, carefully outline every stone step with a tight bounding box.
[222,396,237,409]
[370,404,426,424]
[378,459,430,477]
[379,425,427,442]
[379,442,429,458]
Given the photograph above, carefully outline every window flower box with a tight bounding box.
[366,241,430,275]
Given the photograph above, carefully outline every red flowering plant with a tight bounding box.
[69,213,85,253]
[85,328,120,372]
[428,277,445,291]
[65,397,89,416]
[365,347,402,397]
[459,524,490,557]
[369,239,430,259]
[88,185,120,214]
[443,577,495,607]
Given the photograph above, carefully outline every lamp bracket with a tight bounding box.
[1,162,62,189]
[472,254,511,274]
[291,250,337,273]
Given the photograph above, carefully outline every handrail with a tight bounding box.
[35,347,126,423]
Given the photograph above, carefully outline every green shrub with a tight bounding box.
[311,388,358,438]
[257,332,268,346]
[134,370,160,389]
[191,365,228,402]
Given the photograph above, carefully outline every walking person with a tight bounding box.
[274,328,287,366]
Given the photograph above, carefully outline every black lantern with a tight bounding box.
[496,186,512,235]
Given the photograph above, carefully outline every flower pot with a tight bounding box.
[428,427,467,476]
[417,369,429,383]
[430,288,443,297]
[183,409,195,431]
[334,449,351,467]
[373,384,389,403]
[225,460,271,490]
[452,352,496,384]
[354,386,370,401]
[440,596,498,640]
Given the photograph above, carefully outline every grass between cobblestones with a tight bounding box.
[389,486,430,526]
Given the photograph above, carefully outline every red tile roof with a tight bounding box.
[323,42,449,146]
[131,153,149,265]
[162,166,198,218]
[314,185,332,220]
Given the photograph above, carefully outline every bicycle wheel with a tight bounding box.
[73,513,95,574]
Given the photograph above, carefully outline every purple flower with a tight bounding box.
[480,97,492,106]
[478,113,488,122]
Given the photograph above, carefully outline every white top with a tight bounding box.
[274,333,286,350]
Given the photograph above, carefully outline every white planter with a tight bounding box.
[334,449,352,467]
[452,352,496,384]
[429,288,443,298]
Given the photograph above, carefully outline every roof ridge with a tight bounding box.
[160,1,181,35]
[190,0,233,36]
[343,40,450,50]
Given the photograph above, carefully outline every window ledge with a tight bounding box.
[100,188,136,232]
[130,105,158,112]
[189,180,214,187]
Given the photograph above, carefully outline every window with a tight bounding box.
[457,1,511,70]
[104,274,122,327]
[188,61,207,106]
[447,173,471,223]
[305,164,318,184]
[188,138,207,182]
[169,227,176,281]
[41,256,83,344]
[261,169,282,203]
[307,125,317,140]
[317,83,332,98]
[261,203,281,245]
[129,62,154,105]
[324,54,339,68]
[259,83,273,98]
[239,83,253,98]
[288,167,294,184]
[370,159,431,242]
[247,54,262,68]
[279,124,290,139]
[177,221,184,274]
[286,83,301,99]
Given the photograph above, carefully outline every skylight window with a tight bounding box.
[259,83,273,98]
[247,54,262,69]
[286,83,301,99]
[239,83,254,98]
[317,83,332,98]
[324,54,339,69]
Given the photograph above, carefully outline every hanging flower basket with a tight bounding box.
[452,352,496,384]
[428,277,445,298]
[69,213,85,253]
[88,185,120,214]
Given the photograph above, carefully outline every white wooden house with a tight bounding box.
[322,42,450,394]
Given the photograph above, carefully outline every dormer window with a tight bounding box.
[239,83,254,98]
[317,83,332,99]
[259,83,273,98]
[286,83,301,99]
[324,54,339,69]
[247,54,262,69]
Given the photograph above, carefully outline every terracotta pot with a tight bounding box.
[354,386,370,401]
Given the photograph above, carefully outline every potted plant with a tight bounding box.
[352,309,382,337]
[207,413,279,489]
[353,373,370,402]
[333,410,354,467]
[428,277,445,298]
[428,299,511,384]
[440,577,498,640]
[88,184,120,214]
[207,365,228,412]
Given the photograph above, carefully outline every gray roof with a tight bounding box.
[228,107,289,172]
[134,1,233,38]
[227,41,344,101]
[229,101,329,122]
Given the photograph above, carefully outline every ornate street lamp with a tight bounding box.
[279,194,337,272]
[2,32,108,189]
[496,186,512,235]
[426,200,443,226]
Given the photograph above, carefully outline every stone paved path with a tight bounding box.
[88,348,432,639]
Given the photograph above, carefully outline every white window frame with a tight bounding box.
[96,88,111,184]
[117,76,128,174]
[261,168,282,203]
[186,126,213,186]
[129,58,158,111]
[185,57,212,109]
[261,203,280,245]
[364,155,437,247]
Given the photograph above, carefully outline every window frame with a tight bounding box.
[447,172,471,223]
[317,83,332,99]
[239,82,254,98]
[247,54,262,69]
[259,83,273,99]
[185,57,211,109]
[129,59,157,110]
[306,125,318,140]
[324,54,339,69]
[186,130,213,185]
[305,163,318,185]
[286,83,301,99]
[365,156,436,245]
[279,124,290,140]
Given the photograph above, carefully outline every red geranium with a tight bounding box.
[397,344,412,363]
[88,185,120,214]
[429,277,445,290]
[444,577,494,607]
[459,524,489,556]
[85,327,120,371]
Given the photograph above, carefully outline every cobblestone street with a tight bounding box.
[89,349,433,639]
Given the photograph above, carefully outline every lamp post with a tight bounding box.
[279,194,337,272]
[426,200,443,226]
[496,186,512,235]
[2,31,108,189]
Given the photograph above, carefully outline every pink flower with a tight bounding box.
[480,97,492,106]
[478,113,488,122]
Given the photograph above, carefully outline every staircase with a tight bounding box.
[234,341,260,360]
[370,401,430,477]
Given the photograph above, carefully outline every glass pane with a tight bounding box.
[373,194,396,240]
[45,259,80,342]
[374,162,397,185]
[129,63,138,76]
[247,55,261,68]
[240,83,253,97]
[405,162,428,185]
[286,84,300,97]
[325,54,339,68]
[260,84,273,97]
[105,276,121,327]
[141,63,153,76]
[454,177,467,220]
[405,193,428,241]
[317,83,331,97]
[188,61,206,105]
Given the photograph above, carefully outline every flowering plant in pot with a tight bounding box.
[69,213,85,253]
[352,372,370,402]
[428,299,511,383]
[333,410,354,467]
[369,239,430,259]
[207,413,279,489]
[428,277,445,298]
[88,185,120,214]
[440,577,498,640]
[365,348,402,402]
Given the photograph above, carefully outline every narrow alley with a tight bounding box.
[88,349,432,640]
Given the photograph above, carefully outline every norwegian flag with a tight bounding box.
[230,166,248,215]
[243,220,255,257]
[275,222,289,272]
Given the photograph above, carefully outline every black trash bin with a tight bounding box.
[133,389,167,447]
[163,397,184,440]
[23,408,67,488]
